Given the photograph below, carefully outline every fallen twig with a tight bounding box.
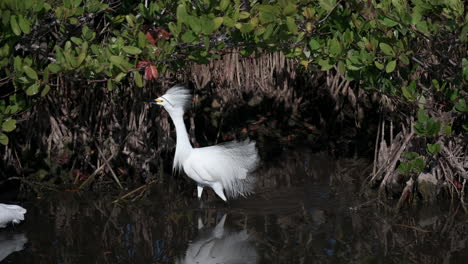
[95,142,123,189]
[112,179,157,203]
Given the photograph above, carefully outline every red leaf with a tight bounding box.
[146,32,156,46]
[136,60,150,69]
[144,66,152,80]
[158,29,170,40]
[453,179,463,189]
[144,64,158,81]
[149,64,158,80]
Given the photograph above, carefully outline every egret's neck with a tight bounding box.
[168,110,193,171]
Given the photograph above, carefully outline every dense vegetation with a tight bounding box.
[0,0,466,205]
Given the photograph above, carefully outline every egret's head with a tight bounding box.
[151,86,192,114]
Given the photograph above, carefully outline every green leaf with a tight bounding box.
[426,143,441,156]
[212,17,223,31]
[417,108,429,122]
[114,72,126,82]
[239,11,250,20]
[283,4,297,16]
[318,58,333,71]
[109,56,123,66]
[48,64,62,73]
[413,158,425,172]
[17,15,31,34]
[23,65,38,80]
[181,31,197,43]
[239,23,255,33]
[328,38,342,57]
[374,60,384,70]
[454,99,467,112]
[10,15,21,36]
[71,37,83,45]
[176,4,189,23]
[186,16,202,34]
[41,84,51,97]
[14,56,22,73]
[122,46,142,55]
[258,5,280,23]
[2,119,16,132]
[379,43,395,56]
[444,124,452,135]
[125,14,135,27]
[309,39,320,50]
[219,0,229,11]
[402,81,417,101]
[26,83,40,95]
[0,133,8,145]
[262,23,275,40]
[319,0,336,12]
[137,31,147,48]
[200,16,216,34]
[285,17,298,34]
[134,71,143,87]
[168,22,179,37]
[107,79,113,91]
[381,18,399,27]
[427,120,441,137]
[399,53,410,65]
[385,60,397,73]
[223,17,235,27]
[403,152,419,160]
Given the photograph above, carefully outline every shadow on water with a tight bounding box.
[2,150,468,263]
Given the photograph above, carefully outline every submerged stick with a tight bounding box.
[112,180,157,203]
[79,152,115,190]
[95,143,123,189]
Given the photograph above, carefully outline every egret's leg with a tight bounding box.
[212,183,227,202]
[197,185,204,199]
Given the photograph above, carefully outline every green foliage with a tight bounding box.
[398,152,426,175]
[414,109,441,138]
[0,0,466,153]
[426,143,441,156]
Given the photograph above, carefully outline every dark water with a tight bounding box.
[1,151,468,263]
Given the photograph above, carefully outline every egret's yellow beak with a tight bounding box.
[154,98,163,103]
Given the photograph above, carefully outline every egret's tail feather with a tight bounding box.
[217,139,259,198]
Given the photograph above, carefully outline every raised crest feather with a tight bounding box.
[161,86,192,111]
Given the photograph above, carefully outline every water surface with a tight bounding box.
[1,151,467,263]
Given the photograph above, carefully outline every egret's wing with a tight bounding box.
[188,140,259,197]
[0,204,26,228]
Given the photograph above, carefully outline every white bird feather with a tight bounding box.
[176,215,257,264]
[153,85,259,201]
[0,204,26,228]
[0,233,28,262]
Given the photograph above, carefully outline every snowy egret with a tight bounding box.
[0,233,27,261]
[152,86,259,201]
[0,204,26,228]
[177,215,257,264]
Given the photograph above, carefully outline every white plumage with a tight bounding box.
[153,85,259,201]
[0,204,26,228]
[0,233,28,261]
[176,215,257,264]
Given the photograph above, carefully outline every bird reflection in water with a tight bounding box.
[0,233,27,262]
[177,214,257,264]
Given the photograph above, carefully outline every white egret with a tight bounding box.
[152,86,259,201]
[177,215,257,264]
[0,233,27,261]
[0,204,26,228]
